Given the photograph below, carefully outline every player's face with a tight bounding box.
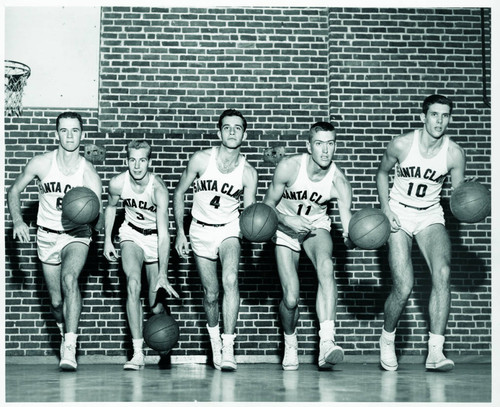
[127,148,150,181]
[218,116,247,149]
[56,118,84,152]
[307,130,336,168]
[421,103,451,139]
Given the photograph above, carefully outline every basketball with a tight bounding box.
[239,203,279,243]
[62,186,100,225]
[450,181,491,223]
[143,314,179,353]
[348,207,391,250]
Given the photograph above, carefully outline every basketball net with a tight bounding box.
[4,60,31,117]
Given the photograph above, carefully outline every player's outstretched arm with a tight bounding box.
[154,176,179,298]
[447,141,466,189]
[376,137,403,232]
[173,150,206,259]
[83,161,104,232]
[103,175,122,262]
[333,168,353,244]
[7,155,45,243]
[242,162,258,208]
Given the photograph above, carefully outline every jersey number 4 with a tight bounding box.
[407,182,427,198]
[210,196,221,209]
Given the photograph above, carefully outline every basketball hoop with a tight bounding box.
[5,60,31,117]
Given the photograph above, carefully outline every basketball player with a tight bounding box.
[376,94,467,372]
[264,121,354,371]
[104,140,179,370]
[173,109,258,371]
[7,112,103,371]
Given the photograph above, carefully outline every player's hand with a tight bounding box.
[460,176,479,185]
[283,215,316,234]
[155,276,180,299]
[92,214,105,233]
[382,208,401,232]
[103,241,119,262]
[12,221,30,243]
[343,232,356,249]
[175,234,189,259]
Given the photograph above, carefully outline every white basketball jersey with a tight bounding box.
[276,153,337,223]
[122,172,157,229]
[37,150,86,230]
[191,147,246,224]
[390,129,450,208]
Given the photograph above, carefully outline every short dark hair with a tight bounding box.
[127,140,152,159]
[218,109,247,132]
[309,121,335,142]
[56,111,84,132]
[422,94,453,115]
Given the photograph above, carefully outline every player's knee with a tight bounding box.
[282,293,299,310]
[203,287,219,305]
[50,303,63,320]
[316,257,334,277]
[151,304,165,315]
[433,264,451,288]
[61,273,78,291]
[393,280,413,301]
[222,271,238,291]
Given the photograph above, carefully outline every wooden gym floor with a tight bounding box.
[5,361,492,403]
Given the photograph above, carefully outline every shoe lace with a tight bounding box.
[132,352,143,360]
[283,345,297,364]
[320,339,335,349]
[65,343,75,352]
[222,344,234,359]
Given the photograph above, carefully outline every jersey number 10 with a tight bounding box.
[407,182,427,198]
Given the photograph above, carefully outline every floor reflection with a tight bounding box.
[5,362,492,403]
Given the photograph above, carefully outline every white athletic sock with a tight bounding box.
[382,327,396,342]
[319,320,335,341]
[206,323,220,339]
[132,338,144,354]
[64,332,78,347]
[221,333,236,346]
[428,332,445,348]
[284,331,297,345]
[57,322,65,336]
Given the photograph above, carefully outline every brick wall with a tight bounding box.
[4,7,491,362]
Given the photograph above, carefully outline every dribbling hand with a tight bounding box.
[343,232,356,249]
[284,215,316,235]
[155,276,180,299]
[384,210,401,232]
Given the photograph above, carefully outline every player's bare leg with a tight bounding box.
[42,263,64,358]
[122,242,146,370]
[59,242,88,371]
[416,224,454,371]
[275,245,300,370]
[303,229,343,369]
[195,254,222,370]
[380,229,414,371]
[218,237,241,371]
